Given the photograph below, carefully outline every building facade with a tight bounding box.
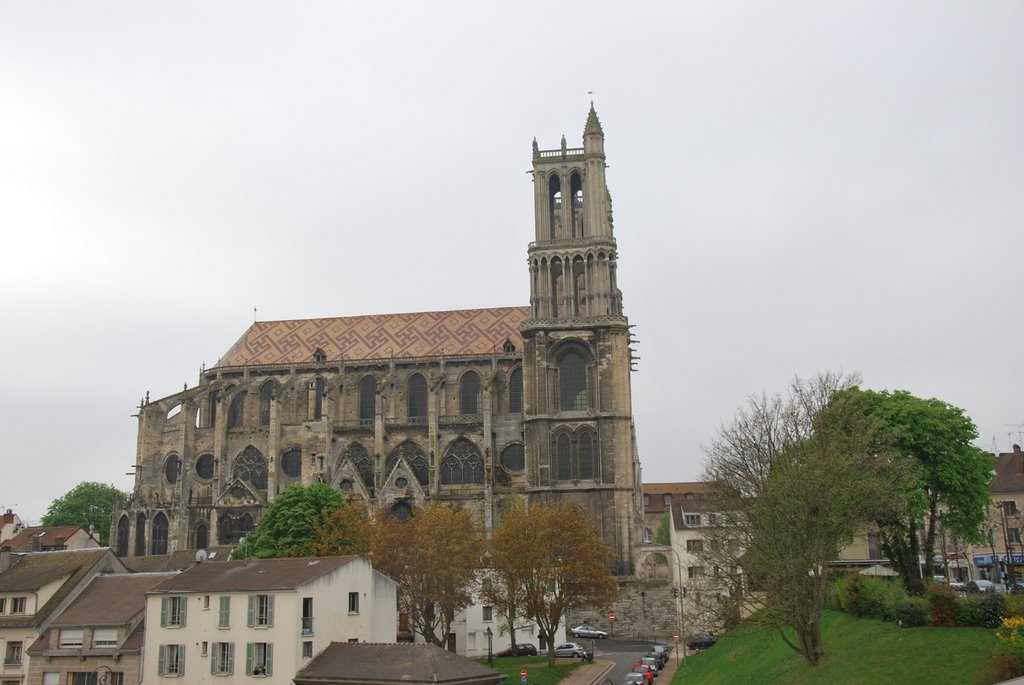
[112,106,644,575]
[142,556,396,685]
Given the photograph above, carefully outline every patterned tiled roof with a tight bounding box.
[214,306,531,368]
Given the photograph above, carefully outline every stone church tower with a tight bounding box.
[112,106,644,576]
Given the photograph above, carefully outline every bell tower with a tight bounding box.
[521,105,642,575]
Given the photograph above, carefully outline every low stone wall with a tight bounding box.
[569,577,680,642]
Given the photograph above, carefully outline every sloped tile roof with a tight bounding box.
[0,525,94,552]
[48,573,176,627]
[123,547,234,573]
[146,556,358,594]
[214,307,530,368]
[0,549,124,628]
[295,642,504,684]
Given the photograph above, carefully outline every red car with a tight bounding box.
[495,643,538,657]
[631,664,655,684]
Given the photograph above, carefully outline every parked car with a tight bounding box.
[554,642,591,659]
[640,656,660,675]
[631,663,655,683]
[965,579,996,594]
[647,645,670,666]
[571,624,608,639]
[687,633,719,650]
[623,674,646,685]
[495,643,537,657]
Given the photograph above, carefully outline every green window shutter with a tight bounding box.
[180,598,187,627]
[157,645,165,676]
[247,595,254,627]
[210,644,217,674]
[265,643,273,676]
[245,643,253,676]
[179,644,185,675]
[227,642,234,675]
[266,595,275,627]
[219,596,230,628]
[160,598,168,628]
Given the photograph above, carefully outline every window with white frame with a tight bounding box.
[161,596,187,627]
[4,641,22,665]
[0,598,6,613]
[68,673,124,685]
[42,673,60,685]
[348,591,359,614]
[483,605,493,622]
[59,629,84,648]
[686,539,704,553]
[93,628,118,648]
[247,594,274,627]
[158,644,185,676]
[302,641,313,659]
[246,642,273,676]
[684,514,701,527]
[211,642,234,675]
[11,596,26,613]
[687,566,704,579]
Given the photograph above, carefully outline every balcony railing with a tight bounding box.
[440,414,483,427]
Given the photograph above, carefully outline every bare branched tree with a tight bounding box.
[698,372,917,665]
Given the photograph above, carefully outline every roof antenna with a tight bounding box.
[254,306,258,323]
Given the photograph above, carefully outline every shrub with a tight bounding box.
[990,616,1024,680]
[898,597,930,627]
[978,593,1007,629]
[926,583,957,627]
[954,596,980,627]
[1006,593,1024,619]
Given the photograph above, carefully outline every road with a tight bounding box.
[587,638,676,683]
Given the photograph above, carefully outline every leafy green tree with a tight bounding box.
[653,512,671,565]
[701,373,917,665]
[854,389,993,587]
[41,482,128,546]
[235,483,363,559]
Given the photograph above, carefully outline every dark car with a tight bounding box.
[687,633,718,650]
[647,645,670,666]
[495,643,538,657]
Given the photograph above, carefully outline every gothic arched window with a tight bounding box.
[233,446,268,490]
[194,522,208,550]
[116,515,129,557]
[281,449,302,478]
[578,432,594,480]
[227,391,246,428]
[134,513,146,557]
[164,454,181,485]
[441,439,484,485]
[313,376,325,420]
[344,443,374,489]
[558,351,588,411]
[460,371,481,415]
[408,374,428,420]
[259,381,276,426]
[548,173,562,240]
[509,368,523,414]
[387,441,429,486]
[358,376,377,424]
[556,434,572,481]
[390,501,413,521]
[207,389,219,428]
[151,512,168,555]
[570,171,583,237]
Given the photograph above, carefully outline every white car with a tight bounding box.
[571,624,608,639]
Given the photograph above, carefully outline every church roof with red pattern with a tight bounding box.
[214,306,531,368]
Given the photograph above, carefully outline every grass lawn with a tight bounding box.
[674,610,998,685]
[478,655,583,685]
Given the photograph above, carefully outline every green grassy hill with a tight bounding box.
[674,610,999,685]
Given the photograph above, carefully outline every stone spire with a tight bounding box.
[584,102,603,137]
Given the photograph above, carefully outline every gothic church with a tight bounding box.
[113,107,645,575]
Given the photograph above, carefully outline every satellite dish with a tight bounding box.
[195,549,208,563]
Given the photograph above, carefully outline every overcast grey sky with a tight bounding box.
[2,2,1021,522]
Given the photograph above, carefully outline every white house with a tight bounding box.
[142,556,396,685]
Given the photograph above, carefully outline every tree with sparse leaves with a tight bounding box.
[42,482,128,546]
[369,503,485,647]
[481,498,532,654]
[509,500,618,667]
[701,372,917,666]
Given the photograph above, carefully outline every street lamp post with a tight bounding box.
[648,543,686,665]
[486,626,493,667]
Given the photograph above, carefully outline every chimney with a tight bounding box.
[2,509,13,525]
